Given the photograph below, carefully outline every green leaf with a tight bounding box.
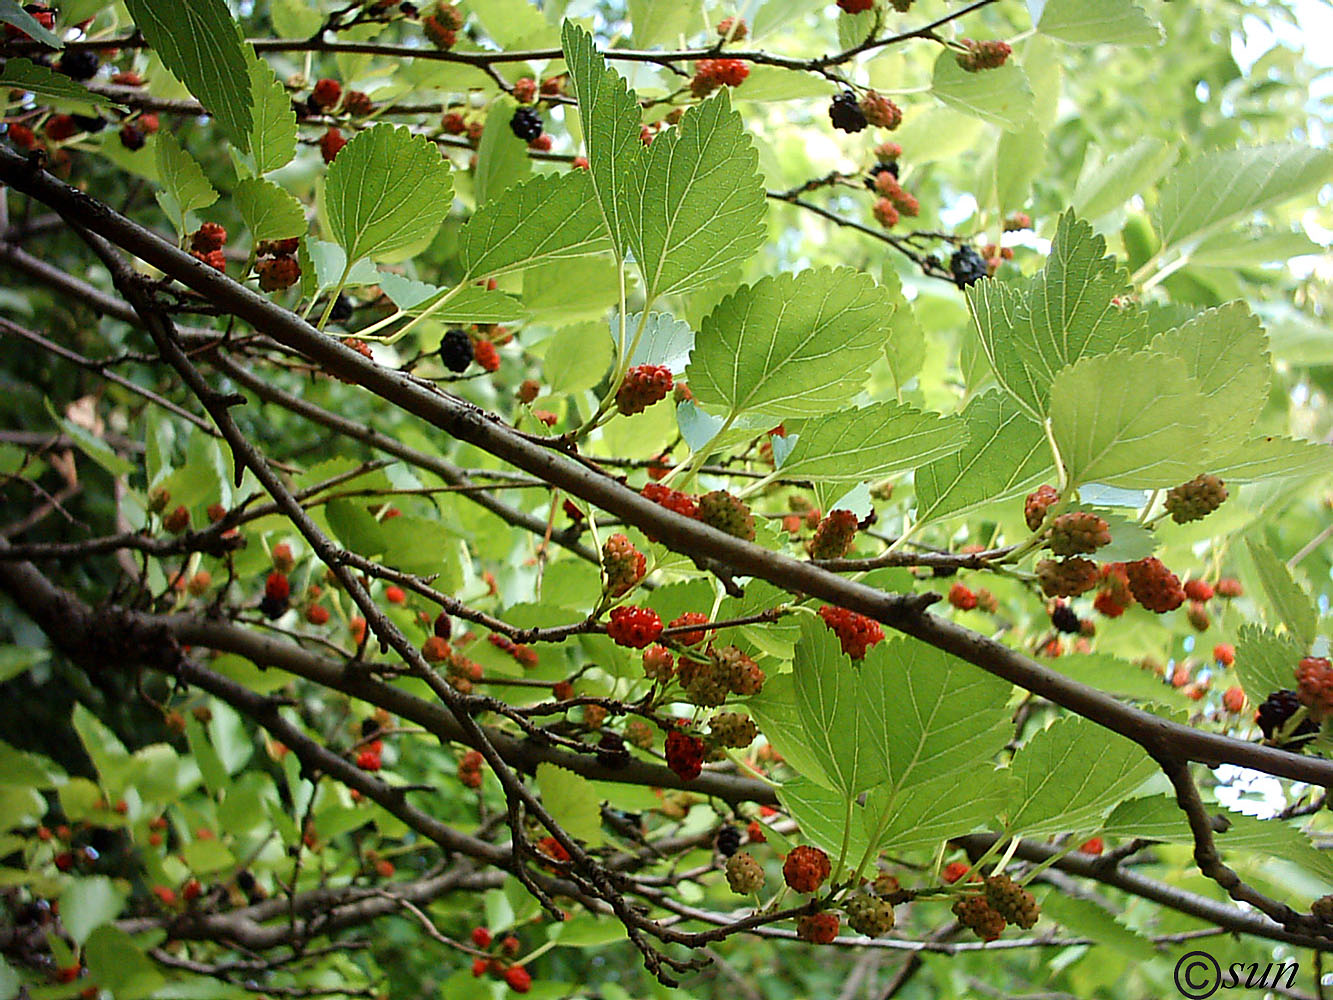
[1233,624,1302,708]
[0,1,62,47]
[0,645,47,684]
[0,58,111,114]
[271,0,322,37]
[45,399,134,478]
[1209,435,1333,483]
[535,763,603,848]
[1148,303,1271,453]
[186,716,228,797]
[124,0,253,148]
[863,772,1007,854]
[1072,138,1175,220]
[1086,511,1156,564]
[777,777,867,860]
[1031,0,1163,45]
[1191,228,1323,267]
[914,392,1049,526]
[84,925,167,998]
[234,177,306,243]
[931,49,1035,131]
[777,402,967,484]
[1040,893,1157,960]
[60,877,128,946]
[246,50,297,175]
[1154,145,1333,251]
[629,0,702,46]
[542,323,614,395]
[154,130,218,238]
[460,170,610,280]
[623,311,694,372]
[687,268,895,419]
[970,211,1150,421]
[474,95,532,208]
[325,125,453,264]
[1245,540,1318,646]
[879,266,925,391]
[71,703,129,785]
[746,674,833,790]
[859,637,1012,791]
[182,837,236,874]
[1003,717,1155,836]
[625,89,767,300]
[1104,796,1333,887]
[1050,653,1186,706]
[791,618,883,795]
[1049,352,1211,489]
[562,22,642,258]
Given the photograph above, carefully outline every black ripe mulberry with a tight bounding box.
[716,825,742,857]
[1256,689,1319,751]
[509,107,543,141]
[950,246,988,288]
[829,91,867,133]
[439,328,473,372]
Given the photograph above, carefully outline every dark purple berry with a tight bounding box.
[829,91,867,133]
[509,107,543,141]
[950,246,988,288]
[716,825,742,857]
[439,328,473,372]
[57,50,100,81]
[863,161,899,189]
[1050,602,1081,634]
[1256,689,1319,752]
[258,594,289,619]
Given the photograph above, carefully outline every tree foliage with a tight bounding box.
[0,1,1331,998]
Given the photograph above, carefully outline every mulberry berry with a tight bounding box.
[844,893,896,937]
[1313,895,1333,923]
[1222,686,1246,713]
[606,606,663,648]
[310,78,342,110]
[509,107,543,141]
[319,127,347,163]
[836,0,874,11]
[808,509,858,560]
[956,39,1013,72]
[950,246,988,288]
[439,328,473,372]
[952,895,1006,941]
[716,824,743,856]
[503,965,531,993]
[473,339,500,373]
[726,851,764,893]
[1213,642,1235,666]
[1048,512,1111,556]
[1215,577,1243,599]
[796,912,840,944]
[829,91,867,133]
[697,490,756,541]
[668,612,710,646]
[872,198,900,229]
[708,711,758,748]
[57,50,100,82]
[1124,557,1185,613]
[1049,601,1081,634]
[1297,657,1333,721]
[948,583,977,611]
[984,873,1039,929]
[1036,557,1099,598]
[1024,485,1060,531]
[1163,474,1228,524]
[256,255,300,292]
[616,364,673,415]
[860,91,902,130]
[665,730,705,780]
[625,719,655,748]
[783,845,831,893]
[1255,689,1318,750]
[602,533,647,597]
[817,605,885,660]
[642,645,675,682]
[191,223,227,254]
[423,9,460,48]
[865,161,900,190]
[1184,579,1214,603]
[641,482,699,521]
[717,17,747,40]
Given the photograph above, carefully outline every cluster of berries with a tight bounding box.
[255,237,301,292]
[817,605,885,660]
[602,533,647,597]
[691,58,751,98]
[829,90,903,134]
[468,927,529,992]
[1256,689,1320,751]
[457,748,484,788]
[422,3,464,49]
[676,644,766,705]
[640,483,756,541]
[1296,657,1333,721]
[189,222,227,272]
[355,737,384,772]
[867,163,919,229]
